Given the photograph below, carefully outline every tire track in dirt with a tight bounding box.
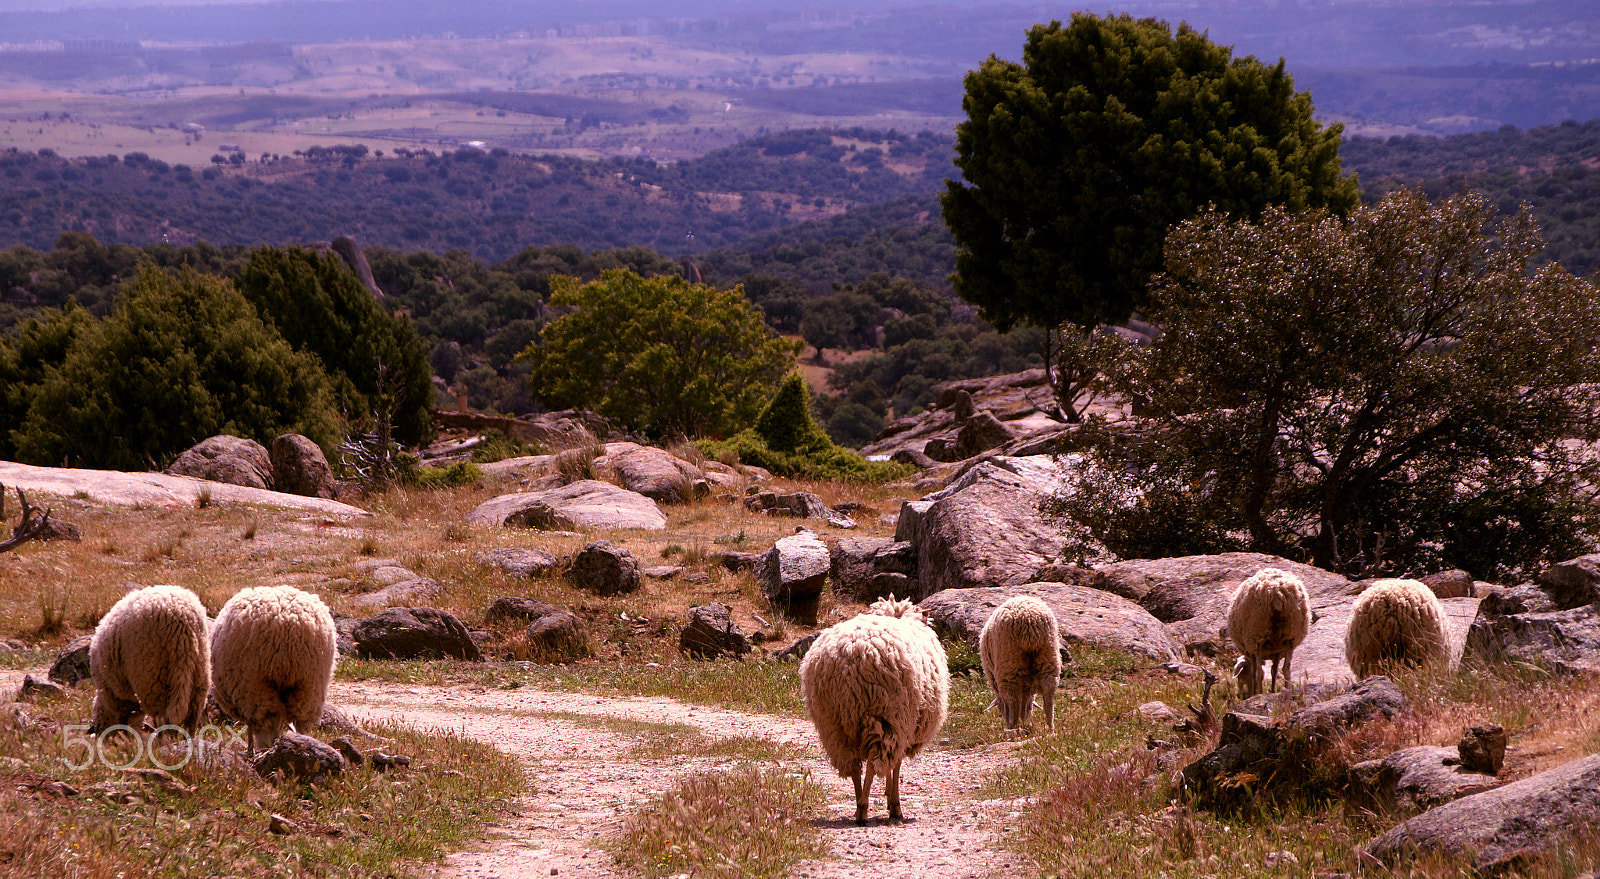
[330,681,1028,879]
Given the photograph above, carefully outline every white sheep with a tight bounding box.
[978,595,1061,732]
[1226,567,1314,697]
[1344,578,1450,678]
[210,585,338,753]
[799,595,950,825]
[89,584,211,735]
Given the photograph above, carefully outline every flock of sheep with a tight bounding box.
[801,569,1453,823]
[88,583,337,753]
[84,567,1451,826]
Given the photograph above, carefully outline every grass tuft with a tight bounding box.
[610,763,828,879]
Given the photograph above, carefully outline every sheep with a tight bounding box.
[799,595,950,825]
[978,595,1061,732]
[1226,567,1314,697]
[210,585,338,753]
[1344,578,1450,678]
[89,584,211,735]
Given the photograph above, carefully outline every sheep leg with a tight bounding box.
[1041,689,1055,733]
[1279,651,1294,693]
[885,757,903,823]
[856,761,876,826]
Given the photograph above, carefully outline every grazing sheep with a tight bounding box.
[1226,568,1314,697]
[799,595,950,825]
[89,585,211,735]
[211,585,337,753]
[1344,578,1450,678]
[979,595,1061,732]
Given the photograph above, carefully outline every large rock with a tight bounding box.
[745,490,856,529]
[352,607,482,661]
[1094,553,1354,659]
[602,443,709,504]
[1349,746,1501,815]
[253,731,347,783]
[757,530,831,623]
[478,548,563,579]
[1181,676,1408,810]
[901,460,1069,601]
[917,581,1180,663]
[465,479,667,531]
[680,603,753,659]
[568,540,641,596]
[1535,553,1600,609]
[48,635,93,686]
[165,435,273,490]
[350,577,442,608]
[487,598,590,661]
[1365,753,1600,873]
[829,537,917,603]
[1467,603,1600,674]
[270,434,339,499]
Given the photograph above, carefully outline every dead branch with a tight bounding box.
[1174,669,1219,738]
[0,486,54,553]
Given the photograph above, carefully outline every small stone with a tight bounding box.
[371,752,412,770]
[269,813,299,835]
[18,675,64,702]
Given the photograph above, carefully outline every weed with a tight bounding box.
[713,529,747,546]
[661,544,683,559]
[611,763,828,879]
[241,519,259,539]
[36,583,67,636]
[553,441,605,483]
[196,487,212,509]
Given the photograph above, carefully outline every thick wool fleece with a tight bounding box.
[90,584,211,733]
[211,585,337,752]
[1226,567,1314,696]
[1344,578,1450,678]
[979,595,1061,731]
[799,596,949,823]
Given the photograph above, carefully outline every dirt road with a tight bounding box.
[331,680,1027,879]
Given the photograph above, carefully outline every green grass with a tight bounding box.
[0,688,523,878]
[609,763,829,879]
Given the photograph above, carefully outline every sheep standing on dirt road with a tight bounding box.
[1344,578,1450,678]
[799,595,950,825]
[211,585,337,753]
[979,595,1061,732]
[89,584,212,735]
[1226,567,1314,697]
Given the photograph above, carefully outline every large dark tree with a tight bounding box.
[8,267,340,470]
[236,246,433,446]
[942,13,1359,333]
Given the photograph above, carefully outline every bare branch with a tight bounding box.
[0,487,54,553]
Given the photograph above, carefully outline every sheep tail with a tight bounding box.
[862,715,894,765]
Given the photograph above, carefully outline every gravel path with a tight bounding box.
[330,680,1028,879]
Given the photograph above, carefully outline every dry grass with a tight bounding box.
[0,687,521,879]
[609,763,829,879]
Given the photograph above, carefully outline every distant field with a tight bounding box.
[0,35,964,163]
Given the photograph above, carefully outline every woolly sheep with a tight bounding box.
[1343,578,1450,678]
[1226,568,1313,697]
[89,584,211,735]
[978,595,1061,732]
[799,595,950,825]
[211,585,338,753]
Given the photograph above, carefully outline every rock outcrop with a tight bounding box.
[1365,753,1600,873]
[918,581,1181,662]
[466,480,667,531]
[165,435,273,490]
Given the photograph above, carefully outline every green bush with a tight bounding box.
[696,430,910,483]
[412,461,485,489]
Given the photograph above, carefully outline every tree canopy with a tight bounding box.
[6,266,340,470]
[235,245,434,446]
[518,269,801,438]
[1059,189,1600,580]
[942,13,1359,332]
